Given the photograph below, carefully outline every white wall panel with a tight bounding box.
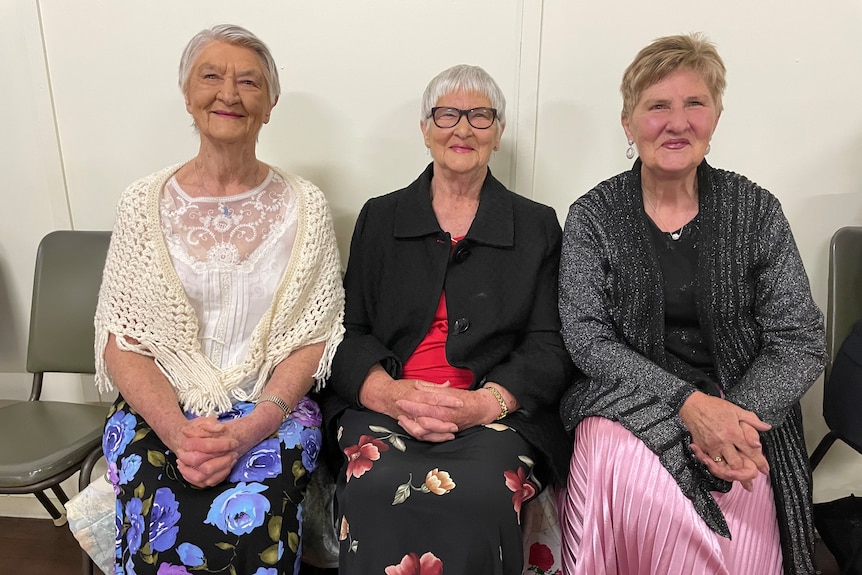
[0,0,68,386]
[38,0,531,261]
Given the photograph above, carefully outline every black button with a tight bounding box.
[452,317,470,334]
[452,245,471,263]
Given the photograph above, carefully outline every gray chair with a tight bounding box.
[809,226,862,471]
[0,230,111,571]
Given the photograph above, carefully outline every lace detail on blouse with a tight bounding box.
[159,170,299,373]
[161,170,297,272]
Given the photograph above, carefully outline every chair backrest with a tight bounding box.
[825,226,862,381]
[25,230,111,375]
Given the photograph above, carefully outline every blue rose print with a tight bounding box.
[291,396,322,427]
[300,427,321,473]
[125,556,137,575]
[278,417,303,448]
[205,482,270,536]
[118,454,142,485]
[115,498,123,559]
[177,541,205,567]
[156,563,190,575]
[103,411,137,464]
[293,501,302,573]
[150,487,181,553]
[125,497,144,555]
[229,438,281,482]
[252,568,277,575]
[217,401,254,422]
[107,462,120,490]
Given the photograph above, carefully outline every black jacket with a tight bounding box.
[323,163,575,483]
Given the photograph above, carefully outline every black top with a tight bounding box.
[559,158,826,565]
[646,213,721,396]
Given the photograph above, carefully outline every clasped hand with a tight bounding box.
[168,417,251,488]
[392,380,495,442]
[680,391,771,492]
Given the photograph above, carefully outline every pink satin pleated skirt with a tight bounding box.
[560,417,783,575]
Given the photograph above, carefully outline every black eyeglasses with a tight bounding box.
[429,107,498,129]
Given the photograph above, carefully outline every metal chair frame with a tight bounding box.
[0,230,111,575]
[809,226,862,471]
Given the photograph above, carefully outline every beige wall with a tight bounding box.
[1,0,859,514]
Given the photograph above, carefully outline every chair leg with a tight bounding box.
[82,549,95,575]
[80,447,104,490]
[78,448,107,575]
[34,490,67,526]
[51,484,70,505]
[809,431,839,471]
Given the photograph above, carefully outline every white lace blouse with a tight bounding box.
[160,169,298,393]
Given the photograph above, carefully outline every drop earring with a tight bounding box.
[705,143,711,155]
[626,140,635,160]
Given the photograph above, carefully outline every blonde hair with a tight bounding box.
[620,33,726,118]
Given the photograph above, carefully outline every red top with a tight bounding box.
[401,237,473,389]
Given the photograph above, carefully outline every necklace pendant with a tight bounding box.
[670,231,681,240]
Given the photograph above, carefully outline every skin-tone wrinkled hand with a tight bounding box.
[358,365,514,442]
[104,334,320,488]
[680,391,771,492]
[171,412,277,488]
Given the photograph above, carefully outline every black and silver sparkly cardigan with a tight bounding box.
[558,159,827,575]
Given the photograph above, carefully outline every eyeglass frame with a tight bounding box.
[429,106,499,130]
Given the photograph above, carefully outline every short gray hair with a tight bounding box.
[178,24,280,105]
[420,64,506,130]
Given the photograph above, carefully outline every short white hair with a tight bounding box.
[420,64,506,130]
[178,24,280,105]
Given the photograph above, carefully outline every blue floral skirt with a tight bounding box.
[334,409,542,575]
[102,394,322,575]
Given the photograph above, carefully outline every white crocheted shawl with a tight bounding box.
[94,163,345,416]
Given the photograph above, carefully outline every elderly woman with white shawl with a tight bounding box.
[93,24,344,575]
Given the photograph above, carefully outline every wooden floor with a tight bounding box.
[0,516,103,575]
[0,515,841,575]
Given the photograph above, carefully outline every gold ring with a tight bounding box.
[713,455,724,463]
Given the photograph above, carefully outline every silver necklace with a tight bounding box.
[194,162,231,217]
[643,193,685,240]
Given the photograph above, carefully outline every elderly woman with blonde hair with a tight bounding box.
[558,33,826,575]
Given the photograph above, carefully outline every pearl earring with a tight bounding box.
[625,140,635,160]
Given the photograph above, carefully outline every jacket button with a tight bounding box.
[453,245,471,263]
[452,318,470,334]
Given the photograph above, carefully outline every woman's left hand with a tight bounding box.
[175,414,270,488]
[680,391,771,491]
[395,381,511,439]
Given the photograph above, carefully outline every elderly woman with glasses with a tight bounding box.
[323,64,574,574]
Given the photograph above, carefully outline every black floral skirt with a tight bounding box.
[334,408,542,575]
[102,394,322,575]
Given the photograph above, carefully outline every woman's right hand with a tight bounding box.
[680,391,771,491]
[358,365,463,442]
[170,417,240,488]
